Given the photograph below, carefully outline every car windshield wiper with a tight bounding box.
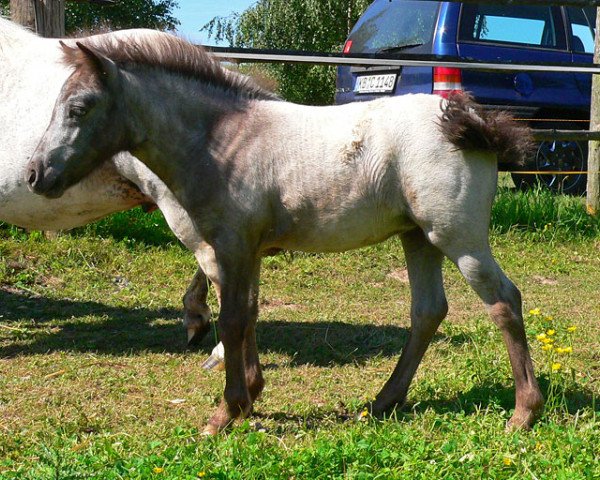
[378,43,424,54]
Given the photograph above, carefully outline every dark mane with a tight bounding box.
[62,33,280,101]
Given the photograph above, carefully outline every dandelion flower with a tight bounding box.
[503,457,512,466]
[198,472,206,478]
[529,308,541,316]
[360,409,369,418]
[153,467,164,474]
[536,333,547,341]
[551,362,562,372]
[541,337,554,344]
[542,344,553,351]
[567,326,577,333]
[546,329,556,336]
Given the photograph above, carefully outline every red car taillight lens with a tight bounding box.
[432,67,463,98]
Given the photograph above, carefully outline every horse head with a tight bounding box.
[26,42,128,198]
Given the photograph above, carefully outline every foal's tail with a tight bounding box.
[439,92,533,166]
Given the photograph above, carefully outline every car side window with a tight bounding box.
[567,7,596,54]
[459,5,566,49]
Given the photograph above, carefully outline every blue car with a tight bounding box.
[335,0,596,194]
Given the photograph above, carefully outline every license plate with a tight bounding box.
[354,73,397,94]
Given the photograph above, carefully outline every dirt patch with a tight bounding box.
[532,275,559,286]
[260,297,303,311]
[387,268,409,283]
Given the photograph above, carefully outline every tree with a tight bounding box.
[66,0,178,34]
[1,0,179,34]
[9,0,64,37]
[203,0,371,105]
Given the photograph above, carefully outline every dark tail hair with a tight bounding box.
[439,92,533,166]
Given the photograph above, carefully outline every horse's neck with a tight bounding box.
[126,72,233,177]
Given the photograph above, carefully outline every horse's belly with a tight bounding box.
[269,211,412,253]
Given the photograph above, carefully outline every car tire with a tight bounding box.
[511,121,588,195]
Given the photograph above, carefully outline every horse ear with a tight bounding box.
[75,41,119,85]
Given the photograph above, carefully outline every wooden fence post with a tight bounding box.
[588,7,600,216]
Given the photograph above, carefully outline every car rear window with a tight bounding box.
[567,7,596,53]
[459,4,566,49]
[346,0,440,53]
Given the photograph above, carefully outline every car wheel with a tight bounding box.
[511,122,588,195]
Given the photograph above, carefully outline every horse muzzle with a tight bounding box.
[25,155,67,199]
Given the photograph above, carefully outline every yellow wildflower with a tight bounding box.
[556,346,572,354]
[551,363,562,372]
[360,409,369,418]
[198,472,206,478]
[153,467,164,474]
[544,315,554,321]
[536,333,547,341]
[541,337,554,344]
[529,308,541,316]
[502,457,512,466]
[542,344,553,351]
[546,329,556,336]
[567,326,577,333]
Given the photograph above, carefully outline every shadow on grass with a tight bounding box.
[409,377,600,418]
[256,380,599,432]
[0,288,470,366]
[4,290,597,421]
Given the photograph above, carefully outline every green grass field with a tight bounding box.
[1,187,599,479]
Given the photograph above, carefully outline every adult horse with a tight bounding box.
[0,16,226,349]
[26,36,544,434]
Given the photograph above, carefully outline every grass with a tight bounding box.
[1,189,599,479]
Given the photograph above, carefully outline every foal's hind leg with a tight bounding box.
[183,268,212,345]
[371,229,448,416]
[444,245,543,429]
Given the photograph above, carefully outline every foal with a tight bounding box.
[26,36,543,434]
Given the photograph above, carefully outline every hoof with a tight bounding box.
[506,410,536,431]
[201,424,220,436]
[186,322,211,348]
[201,342,225,371]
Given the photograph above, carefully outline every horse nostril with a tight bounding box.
[27,169,38,187]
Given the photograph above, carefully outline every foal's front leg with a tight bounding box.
[203,256,262,435]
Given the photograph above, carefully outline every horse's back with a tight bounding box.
[252,95,498,253]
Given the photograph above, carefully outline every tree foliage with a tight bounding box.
[0,0,179,34]
[65,0,179,34]
[203,0,371,105]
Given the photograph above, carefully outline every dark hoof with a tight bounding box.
[186,322,212,348]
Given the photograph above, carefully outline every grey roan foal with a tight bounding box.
[26,36,543,435]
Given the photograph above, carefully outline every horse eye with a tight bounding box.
[68,105,88,119]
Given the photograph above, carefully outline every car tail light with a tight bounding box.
[343,40,353,54]
[432,67,462,97]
